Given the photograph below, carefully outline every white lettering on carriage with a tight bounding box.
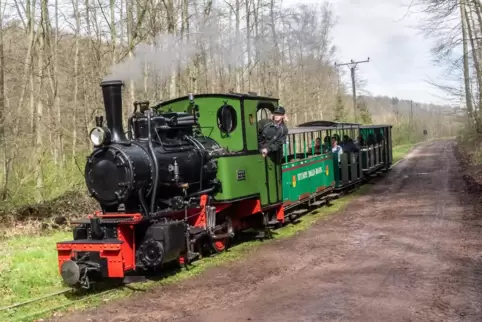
[297,167,323,181]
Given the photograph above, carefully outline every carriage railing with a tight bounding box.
[359,141,386,170]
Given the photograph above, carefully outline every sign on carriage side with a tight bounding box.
[297,166,323,181]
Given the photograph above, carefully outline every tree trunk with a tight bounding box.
[461,0,477,128]
[235,0,241,92]
[0,0,7,200]
[44,0,61,167]
[110,0,116,65]
[72,0,80,165]
[465,4,482,119]
[162,0,177,98]
[126,0,136,112]
[269,0,282,99]
[84,0,93,151]
[35,0,50,203]
[54,0,62,167]
[245,0,251,91]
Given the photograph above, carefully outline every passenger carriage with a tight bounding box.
[281,125,336,213]
[296,121,364,191]
[358,125,393,175]
[296,120,393,187]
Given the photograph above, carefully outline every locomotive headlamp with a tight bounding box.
[89,127,107,146]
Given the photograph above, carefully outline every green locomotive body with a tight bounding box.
[156,93,282,207]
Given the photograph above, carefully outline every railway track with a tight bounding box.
[0,287,118,321]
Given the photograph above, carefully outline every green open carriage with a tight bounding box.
[281,126,336,210]
[297,121,364,190]
[358,125,393,174]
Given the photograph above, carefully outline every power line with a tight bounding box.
[335,58,370,122]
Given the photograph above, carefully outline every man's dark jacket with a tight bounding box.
[258,121,288,153]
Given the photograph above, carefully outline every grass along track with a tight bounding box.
[392,143,414,164]
[0,143,416,322]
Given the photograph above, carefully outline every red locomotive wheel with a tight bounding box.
[213,239,226,252]
[211,237,229,254]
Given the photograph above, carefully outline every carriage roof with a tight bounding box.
[297,120,360,127]
[288,126,333,134]
[297,120,392,129]
[288,120,392,135]
[359,124,393,129]
[288,120,359,135]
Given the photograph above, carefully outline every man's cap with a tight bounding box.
[273,106,286,115]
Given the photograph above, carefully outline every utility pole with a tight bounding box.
[410,100,413,142]
[335,58,370,122]
[411,100,413,129]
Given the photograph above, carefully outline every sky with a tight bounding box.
[282,0,459,106]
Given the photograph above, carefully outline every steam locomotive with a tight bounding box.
[56,80,393,289]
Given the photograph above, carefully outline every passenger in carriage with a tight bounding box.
[331,136,343,162]
[312,137,322,154]
[323,136,331,153]
[342,135,360,153]
[375,130,384,144]
[340,135,348,149]
[367,133,376,146]
[342,135,350,146]
[356,135,365,146]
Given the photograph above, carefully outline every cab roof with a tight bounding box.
[155,93,279,107]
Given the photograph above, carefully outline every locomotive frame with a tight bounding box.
[56,81,393,289]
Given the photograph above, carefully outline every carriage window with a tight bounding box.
[217,104,237,134]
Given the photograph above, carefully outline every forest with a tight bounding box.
[410,0,482,146]
[0,0,460,225]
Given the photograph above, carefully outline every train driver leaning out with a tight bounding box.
[258,106,288,158]
[331,136,343,162]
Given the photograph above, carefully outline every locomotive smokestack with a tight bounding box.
[100,80,128,143]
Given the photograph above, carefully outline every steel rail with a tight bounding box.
[0,289,71,312]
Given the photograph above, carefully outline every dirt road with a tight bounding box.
[56,139,482,322]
